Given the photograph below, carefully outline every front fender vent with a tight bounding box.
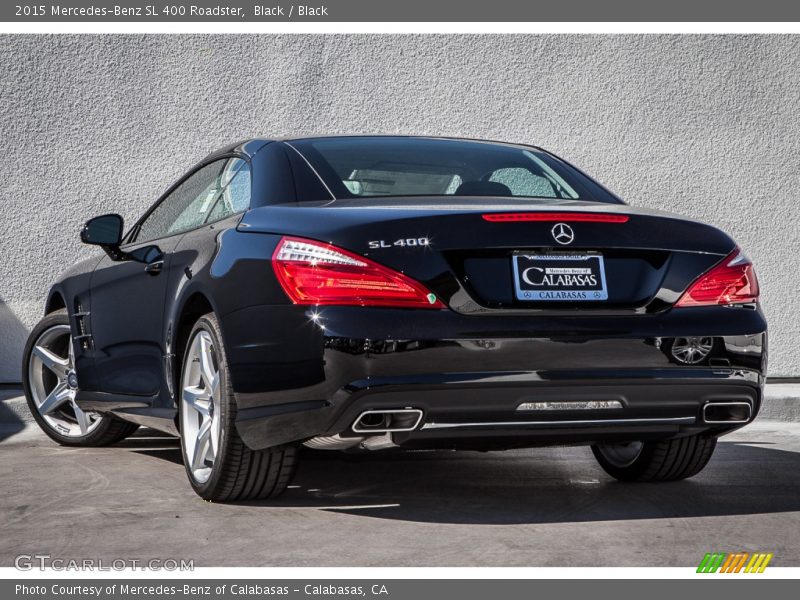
[72,297,93,351]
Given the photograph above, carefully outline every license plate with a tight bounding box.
[512,253,608,301]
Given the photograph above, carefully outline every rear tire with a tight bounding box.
[178,312,297,501]
[592,434,717,482]
[22,309,140,447]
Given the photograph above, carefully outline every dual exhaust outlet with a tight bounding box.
[304,408,424,452]
[702,401,752,424]
[352,408,424,433]
[348,402,751,434]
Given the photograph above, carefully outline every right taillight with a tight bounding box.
[675,249,759,307]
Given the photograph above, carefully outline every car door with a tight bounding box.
[87,159,234,399]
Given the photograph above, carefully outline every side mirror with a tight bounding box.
[80,214,124,260]
[81,214,123,246]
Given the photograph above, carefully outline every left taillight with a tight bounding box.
[675,248,759,307]
[271,236,446,309]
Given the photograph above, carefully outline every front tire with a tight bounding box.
[178,312,297,501]
[592,434,717,482]
[22,309,140,446]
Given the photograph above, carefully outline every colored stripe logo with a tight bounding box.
[697,552,773,573]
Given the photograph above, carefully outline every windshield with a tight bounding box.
[286,137,620,204]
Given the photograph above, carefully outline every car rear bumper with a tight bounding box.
[235,367,762,450]
[225,304,767,451]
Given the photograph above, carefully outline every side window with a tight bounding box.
[489,168,557,198]
[207,159,251,222]
[133,157,248,244]
[134,160,227,243]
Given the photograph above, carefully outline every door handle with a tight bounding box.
[144,260,164,275]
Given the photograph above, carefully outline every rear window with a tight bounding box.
[285,137,620,204]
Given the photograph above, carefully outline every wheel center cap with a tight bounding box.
[66,371,78,389]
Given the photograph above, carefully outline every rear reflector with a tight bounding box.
[272,236,445,308]
[482,212,629,223]
[675,249,759,307]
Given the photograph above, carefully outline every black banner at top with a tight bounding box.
[3,0,800,22]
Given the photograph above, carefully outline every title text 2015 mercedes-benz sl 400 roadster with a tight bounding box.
[23,136,766,500]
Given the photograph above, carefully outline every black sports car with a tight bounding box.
[23,136,766,501]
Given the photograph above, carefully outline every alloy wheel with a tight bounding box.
[180,330,222,484]
[27,324,101,437]
[670,337,714,364]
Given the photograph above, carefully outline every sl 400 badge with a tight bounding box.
[368,238,430,249]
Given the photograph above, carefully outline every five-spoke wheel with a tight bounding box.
[22,309,139,446]
[27,323,102,437]
[178,313,297,501]
[180,329,222,483]
[669,336,715,365]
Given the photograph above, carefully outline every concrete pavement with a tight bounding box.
[1,413,799,567]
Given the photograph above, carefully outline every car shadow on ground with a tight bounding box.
[121,429,185,464]
[0,296,30,442]
[0,390,26,443]
[123,428,800,525]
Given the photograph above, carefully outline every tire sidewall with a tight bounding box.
[592,435,717,482]
[591,442,657,481]
[178,314,235,498]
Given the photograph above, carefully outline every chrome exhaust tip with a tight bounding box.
[352,408,424,433]
[702,401,752,424]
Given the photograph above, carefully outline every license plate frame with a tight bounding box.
[512,253,608,302]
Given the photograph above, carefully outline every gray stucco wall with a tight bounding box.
[0,34,797,381]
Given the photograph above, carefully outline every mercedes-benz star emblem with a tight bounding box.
[551,223,575,245]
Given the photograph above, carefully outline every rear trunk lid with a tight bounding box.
[239,197,735,314]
